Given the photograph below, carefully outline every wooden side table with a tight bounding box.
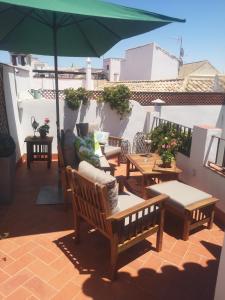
[24,136,53,169]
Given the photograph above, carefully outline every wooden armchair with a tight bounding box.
[107,135,123,166]
[66,165,168,279]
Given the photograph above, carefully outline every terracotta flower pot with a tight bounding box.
[39,130,47,138]
[162,161,172,168]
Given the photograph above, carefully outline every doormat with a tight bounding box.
[36,185,64,205]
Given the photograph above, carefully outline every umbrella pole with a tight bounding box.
[53,13,60,144]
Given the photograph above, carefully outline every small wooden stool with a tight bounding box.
[147,180,218,240]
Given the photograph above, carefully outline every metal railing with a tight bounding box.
[151,117,193,157]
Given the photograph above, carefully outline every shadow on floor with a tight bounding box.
[54,222,221,300]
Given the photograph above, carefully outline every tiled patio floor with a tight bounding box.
[0,160,224,300]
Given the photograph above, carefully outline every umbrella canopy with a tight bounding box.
[0,0,185,139]
[0,0,185,56]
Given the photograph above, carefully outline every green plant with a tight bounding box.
[160,149,174,164]
[0,134,16,157]
[149,123,181,155]
[38,117,50,136]
[100,85,132,119]
[64,87,91,110]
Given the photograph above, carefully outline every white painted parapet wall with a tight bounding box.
[214,236,225,300]
[176,125,225,215]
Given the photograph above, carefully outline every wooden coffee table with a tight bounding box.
[126,153,182,196]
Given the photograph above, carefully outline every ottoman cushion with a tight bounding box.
[148,180,212,210]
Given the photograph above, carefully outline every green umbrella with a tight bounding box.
[0,0,185,139]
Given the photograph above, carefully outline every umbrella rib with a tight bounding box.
[14,7,51,28]
[70,16,100,57]
[57,14,72,27]
[32,11,52,27]
[0,6,13,14]
[0,9,34,45]
[93,18,122,40]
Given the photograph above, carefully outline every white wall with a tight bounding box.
[120,43,153,81]
[3,65,30,161]
[20,99,148,153]
[103,58,122,82]
[214,237,225,300]
[120,43,179,81]
[176,125,225,215]
[159,105,223,129]
[151,45,179,80]
[32,78,84,90]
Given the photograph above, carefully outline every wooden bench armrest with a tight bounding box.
[107,194,168,221]
[108,136,123,146]
[185,197,219,212]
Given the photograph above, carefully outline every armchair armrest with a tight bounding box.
[107,194,168,222]
[116,175,125,193]
[108,136,123,147]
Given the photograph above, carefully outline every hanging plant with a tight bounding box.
[100,85,132,119]
[64,87,92,110]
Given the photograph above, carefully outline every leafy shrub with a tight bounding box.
[64,87,91,110]
[149,122,192,158]
[0,134,16,157]
[100,85,132,119]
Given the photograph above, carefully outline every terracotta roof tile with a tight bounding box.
[98,76,225,93]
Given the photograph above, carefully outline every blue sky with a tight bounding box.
[0,0,225,72]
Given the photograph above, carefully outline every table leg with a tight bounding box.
[48,143,52,169]
[126,160,130,179]
[27,143,31,169]
[142,175,148,198]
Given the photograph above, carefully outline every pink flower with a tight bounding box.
[44,117,50,124]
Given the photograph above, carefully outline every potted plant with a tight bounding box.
[0,134,16,204]
[38,118,50,138]
[64,87,91,110]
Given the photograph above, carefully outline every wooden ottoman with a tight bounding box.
[146,180,219,240]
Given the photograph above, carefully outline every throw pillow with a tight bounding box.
[78,146,100,167]
[94,131,109,145]
[79,161,119,214]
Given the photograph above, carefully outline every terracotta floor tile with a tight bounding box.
[52,281,80,300]
[28,259,58,282]
[5,286,31,300]
[24,277,57,300]
[50,255,71,271]
[170,240,190,258]
[4,253,35,275]
[0,161,224,300]
[181,250,202,266]
[9,241,37,259]
[0,269,10,285]
[0,268,33,296]
[143,254,163,271]
[49,265,79,290]
[0,239,19,254]
[30,246,58,265]
[0,252,15,270]
[157,249,183,265]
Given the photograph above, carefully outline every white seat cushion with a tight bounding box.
[104,145,121,158]
[99,156,110,168]
[148,180,212,210]
[117,191,158,225]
